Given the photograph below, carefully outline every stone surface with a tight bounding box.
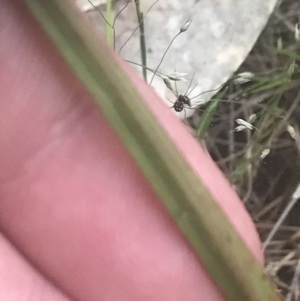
[77,0,278,118]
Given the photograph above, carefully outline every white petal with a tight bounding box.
[180,18,192,33]
[295,24,299,42]
[234,125,247,132]
[260,149,270,159]
[236,118,254,130]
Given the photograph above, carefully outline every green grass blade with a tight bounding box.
[105,0,112,45]
[24,1,283,301]
[276,48,300,61]
[134,0,147,81]
[196,88,228,140]
[244,74,291,93]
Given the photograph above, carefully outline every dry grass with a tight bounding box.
[191,0,300,299]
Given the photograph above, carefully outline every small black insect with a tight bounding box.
[169,73,225,116]
[169,73,196,113]
[172,95,192,112]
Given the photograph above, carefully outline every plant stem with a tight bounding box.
[134,0,147,82]
[105,0,112,45]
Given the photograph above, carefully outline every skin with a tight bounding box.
[0,1,263,301]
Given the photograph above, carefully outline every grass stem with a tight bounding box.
[134,0,147,81]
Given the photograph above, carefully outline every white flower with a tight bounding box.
[234,118,260,132]
[287,125,297,140]
[180,18,192,33]
[249,114,257,123]
[260,149,270,159]
[234,72,254,84]
[295,24,299,42]
[234,125,248,132]
[236,118,255,130]
[167,72,188,82]
[162,77,174,92]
